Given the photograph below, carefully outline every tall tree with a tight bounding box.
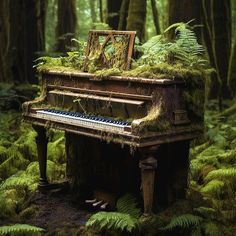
[126,0,147,41]
[56,0,77,52]
[151,0,160,35]
[168,0,232,105]
[99,0,104,22]
[107,0,122,29]
[228,37,236,96]
[118,0,130,30]
[201,0,231,103]
[0,0,9,82]
[4,0,47,84]
[89,0,97,23]
[168,0,202,39]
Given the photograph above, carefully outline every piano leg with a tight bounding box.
[139,146,159,216]
[33,125,49,191]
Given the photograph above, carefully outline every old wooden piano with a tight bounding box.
[22,30,204,216]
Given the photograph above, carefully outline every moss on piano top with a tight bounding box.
[36,22,214,82]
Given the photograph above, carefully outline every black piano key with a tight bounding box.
[44,109,131,127]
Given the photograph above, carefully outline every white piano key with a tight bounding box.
[36,110,131,132]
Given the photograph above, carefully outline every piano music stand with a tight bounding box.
[85,30,136,70]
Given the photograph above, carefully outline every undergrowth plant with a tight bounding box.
[86,194,141,234]
[0,224,45,236]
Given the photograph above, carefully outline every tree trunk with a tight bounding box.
[56,0,77,52]
[118,0,130,30]
[201,0,231,102]
[126,0,147,41]
[228,37,236,96]
[6,0,47,84]
[151,0,160,35]
[107,0,122,29]
[89,0,97,23]
[0,0,9,82]
[168,0,202,39]
[99,0,104,22]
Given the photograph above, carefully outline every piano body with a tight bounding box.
[22,31,204,216]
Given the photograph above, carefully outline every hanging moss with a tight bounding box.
[132,104,170,133]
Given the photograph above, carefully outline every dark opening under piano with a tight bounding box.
[22,30,205,216]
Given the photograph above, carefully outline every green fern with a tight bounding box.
[0,172,38,191]
[0,224,45,235]
[194,207,217,218]
[116,194,142,219]
[86,212,139,233]
[200,180,225,197]
[138,21,208,69]
[160,214,203,231]
[205,168,236,181]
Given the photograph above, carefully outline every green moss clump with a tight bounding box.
[132,104,170,133]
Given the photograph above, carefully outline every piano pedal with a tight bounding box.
[84,189,117,211]
[85,198,97,204]
[100,202,109,210]
[92,200,103,207]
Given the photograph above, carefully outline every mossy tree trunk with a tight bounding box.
[99,0,104,22]
[107,0,122,29]
[118,0,130,30]
[0,0,9,82]
[126,0,147,41]
[151,0,160,35]
[89,0,97,23]
[5,0,47,84]
[56,0,77,52]
[202,0,232,104]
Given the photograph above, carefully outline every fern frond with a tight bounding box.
[116,194,142,219]
[200,180,225,197]
[194,207,217,218]
[0,173,37,191]
[205,168,236,181]
[160,214,203,231]
[0,224,45,235]
[86,212,139,233]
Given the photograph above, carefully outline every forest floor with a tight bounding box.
[1,191,90,235]
[0,99,236,236]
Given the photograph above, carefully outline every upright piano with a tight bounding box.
[23,30,204,216]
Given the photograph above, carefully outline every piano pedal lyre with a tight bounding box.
[85,190,116,211]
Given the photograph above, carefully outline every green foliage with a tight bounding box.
[0,189,22,219]
[160,214,203,231]
[137,21,208,70]
[48,136,65,163]
[0,151,30,179]
[200,180,225,197]
[0,171,38,191]
[86,212,139,233]
[86,194,141,234]
[203,222,221,236]
[116,194,142,219]
[0,224,44,235]
[205,168,236,182]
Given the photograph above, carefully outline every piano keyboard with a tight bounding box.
[36,109,131,132]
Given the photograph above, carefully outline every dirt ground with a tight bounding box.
[2,190,95,236]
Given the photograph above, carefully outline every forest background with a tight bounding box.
[0,0,236,235]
